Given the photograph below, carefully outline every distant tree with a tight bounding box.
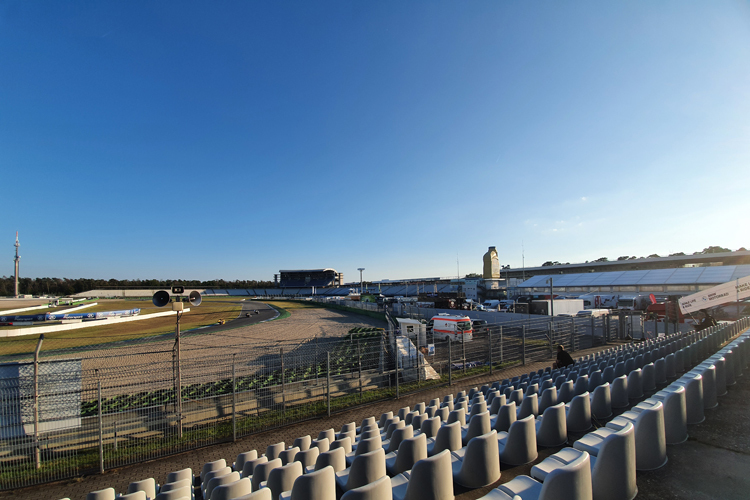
[669,252,685,257]
[648,254,660,258]
[738,247,747,252]
[594,257,608,262]
[617,256,630,261]
[542,261,561,267]
[464,273,481,278]
[628,256,637,260]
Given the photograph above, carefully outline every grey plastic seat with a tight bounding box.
[604,401,667,471]
[610,375,629,409]
[509,389,524,406]
[167,467,193,484]
[309,447,347,474]
[162,479,192,495]
[446,408,466,426]
[404,411,419,426]
[602,366,615,384]
[201,460,227,482]
[565,392,592,433]
[266,443,286,461]
[589,383,612,420]
[419,416,441,439]
[411,413,428,432]
[294,435,312,452]
[234,451,259,472]
[462,411,491,446]
[318,429,336,444]
[119,492,146,500]
[354,430,381,447]
[451,430,501,488]
[155,487,192,500]
[312,438,330,454]
[538,387,557,414]
[127,478,157,500]
[693,364,718,409]
[414,402,426,415]
[587,371,603,392]
[497,414,538,466]
[516,393,539,420]
[569,422,637,500]
[640,388,688,444]
[331,436,353,454]
[357,417,378,434]
[486,448,592,500]
[378,412,394,428]
[347,437,383,466]
[654,358,667,385]
[211,478,252,500]
[252,458,283,492]
[491,401,517,432]
[264,462,303,500]
[335,448,387,494]
[434,406,450,422]
[469,400,488,418]
[673,373,705,424]
[279,465,336,500]
[574,375,589,396]
[384,426,414,454]
[280,447,300,466]
[339,474,392,500]
[627,369,643,400]
[87,488,116,500]
[397,407,410,421]
[390,449,453,500]
[558,381,575,404]
[232,489,272,500]
[381,420,405,440]
[535,402,567,448]
[424,406,437,419]
[339,430,357,445]
[426,420,462,456]
[294,447,320,469]
[489,394,507,415]
[340,422,357,435]
[642,363,656,392]
[203,468,232,495]
[206,472,240,500]
[242,456,268,478]
[385,433,428,477]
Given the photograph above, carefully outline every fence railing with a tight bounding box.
[0,309,699,490]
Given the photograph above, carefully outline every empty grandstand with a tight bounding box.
[276,269,343,287]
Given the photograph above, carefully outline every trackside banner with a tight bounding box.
[679,275,750,314]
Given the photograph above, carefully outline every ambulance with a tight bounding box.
[428,314,473,342]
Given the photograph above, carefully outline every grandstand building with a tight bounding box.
[275,269,343,287]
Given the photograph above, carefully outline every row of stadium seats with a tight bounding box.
[75,318,748,500]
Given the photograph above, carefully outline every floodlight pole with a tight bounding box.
[175,311,183,439]
[358,268,365,295]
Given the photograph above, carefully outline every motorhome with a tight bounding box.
[428,314,473,342]
[579,293,619,309]
[617,294,655,312]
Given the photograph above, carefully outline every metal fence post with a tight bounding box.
[280,348,285,413]
[98,377,104,474]
[358,340,362,401]
[448,340,452,386]
[33,334,43,470]
[326,352,331,417]
[488,328,493,375]
[232,356,237,442]
[570,318,576,351]
[591,316,595,347]
[500,326,503,362]
[462,335,466,373]
[547,321,553,354]
[395,345,400,399]
[522,325,526,365]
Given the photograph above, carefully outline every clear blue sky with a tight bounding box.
[2,1,749,282]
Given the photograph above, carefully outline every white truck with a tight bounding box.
[481,300,501,311]
[428,314,473,342]
[530,299,585,316]
[617,294,654,312]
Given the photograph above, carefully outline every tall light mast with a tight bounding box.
[14,232,20,298]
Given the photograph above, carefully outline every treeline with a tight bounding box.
[0,277,277,297]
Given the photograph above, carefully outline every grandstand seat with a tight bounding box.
[610,375,629,409]
[604,401,667,471]
[347,437,383,466]
[312,438,330,453]
[86,488,116,500]
[295,447,320,469]
[390,450,453,500]
[264,462,303,500]
[462,411,491,446]
[419,416,441,439]
[339,474,392,500]
[308,447,347,474]
[385,433,428,476]
[127,478,157,500]
[491,401,516,433]
[265,443,286,461]
[335,448,387,494]
[451,430,501,488]
[516,394,539,420]
[497,415,538,466]
[211,478,252,500]
[280,447,300,466]
[242,456,268,478]
[201,460,227,482]
[589,383,612,420]
[565,393,592,433]
[206,472,240,500]
[280,466,336,500]
[234,451,259,472]
[384,426,414,454]
[294,436,312,452]
[426,420,462,456]
[119,492,146,500]
[535,403,567,448]
[331,436,353,454]
[252,458,283,492]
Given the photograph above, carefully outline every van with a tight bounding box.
[576,309,610,318]
[430,314,473,342]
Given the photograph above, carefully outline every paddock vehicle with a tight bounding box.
[429,314,473,342]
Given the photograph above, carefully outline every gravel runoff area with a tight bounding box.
[5,333,750,500]
[52,303,386,369]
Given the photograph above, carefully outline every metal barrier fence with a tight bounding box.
[0,310,687,490]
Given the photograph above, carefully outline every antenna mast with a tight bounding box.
[14,232,20,298]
